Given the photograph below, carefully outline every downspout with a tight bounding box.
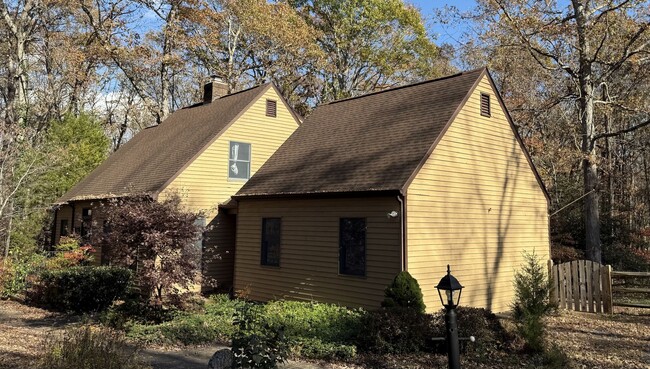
[397,193,407,271]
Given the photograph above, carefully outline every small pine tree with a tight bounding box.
[382,271,426,313]
[511,251,556,352]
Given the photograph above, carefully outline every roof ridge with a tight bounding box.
[325,67,486,106]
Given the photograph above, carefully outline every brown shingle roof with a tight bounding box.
[58,84,271,203]
[236,69,485,197]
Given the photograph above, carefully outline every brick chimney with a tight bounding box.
[203,75,228,103]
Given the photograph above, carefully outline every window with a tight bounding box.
[261,218,281,266]
[80,208,92,239]
[266,99,277,117]
[60,219,69,237]
[339,218,366,276]
[102,220,112,234]
[480,93,491,117]
[229,141,251,180]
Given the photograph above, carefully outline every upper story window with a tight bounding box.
[266,99,277,117]
[261,218,281,266]
[339,218,366,276]
[229,141,251,180]
[480,93,491,117]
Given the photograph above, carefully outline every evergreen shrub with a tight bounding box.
[31,266,131,312]
[382,271,426,313]
[511,251,556,352]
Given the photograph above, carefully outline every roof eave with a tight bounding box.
[233,189,402,200]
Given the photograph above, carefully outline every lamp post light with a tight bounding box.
[435,265,464,369]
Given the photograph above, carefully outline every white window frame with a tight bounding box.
[228,141,251,180]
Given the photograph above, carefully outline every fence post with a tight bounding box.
[602,265,613,314]
[548,260,557,306]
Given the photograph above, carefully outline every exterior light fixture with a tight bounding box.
[436,264,464,308]
[387,210,399,218]
[435,265,464,369]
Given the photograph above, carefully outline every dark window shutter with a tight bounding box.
[480,93,491,117]
[266,99,277,117]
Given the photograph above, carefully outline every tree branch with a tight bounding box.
[593,118,650,141]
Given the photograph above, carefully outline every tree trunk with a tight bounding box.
[6,33,28,126]
[573,0,601,263]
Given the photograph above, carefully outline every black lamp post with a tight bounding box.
[435,265,464,369]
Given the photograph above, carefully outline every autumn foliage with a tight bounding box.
[96,195,204,302]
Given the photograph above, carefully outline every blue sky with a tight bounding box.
[409,0,478,46]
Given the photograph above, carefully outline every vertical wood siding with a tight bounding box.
[406,75,550,313]
[234,197,402,310]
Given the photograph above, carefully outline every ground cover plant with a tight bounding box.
[117,295,362,360]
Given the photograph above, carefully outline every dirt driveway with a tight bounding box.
[1,300,648,369]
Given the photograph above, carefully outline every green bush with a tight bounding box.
[1,255,46,299]
[262,300,363,343]
[38,325,151,369]
[356,308,436,354]
[101,293,177,329]
[382,271,426,313]
[232,304,290,369]
[428,307,512,355]
[291,337,356,360]
[512,251,555,352]
[31,266,132,312]
[119,294,242,345]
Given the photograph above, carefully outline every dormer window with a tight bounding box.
[229,141,251,180]
[480,93,491,117]
[266,99,277,117]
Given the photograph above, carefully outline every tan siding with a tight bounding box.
[158,87,299,290]
[160,87,299,217]
[234,197,402,310]
[406,75,550,313]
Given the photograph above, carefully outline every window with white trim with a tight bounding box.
[229,141,251,180]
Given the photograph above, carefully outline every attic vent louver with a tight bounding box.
[480,93,491,117]
[266,99,277,117]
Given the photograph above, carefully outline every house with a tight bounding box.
[232,68,550,313]
[53,78,302,290]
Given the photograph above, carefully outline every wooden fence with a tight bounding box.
[548,260,613,313]
[611,271,650,308]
